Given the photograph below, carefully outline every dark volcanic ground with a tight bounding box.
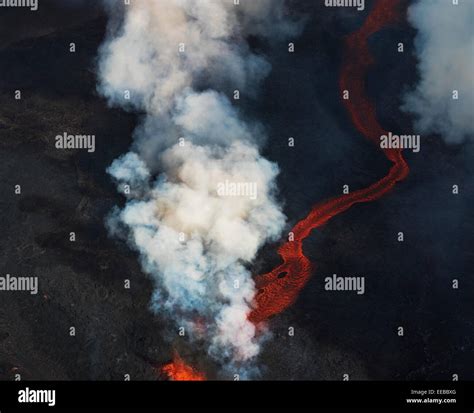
[0,1,472,380]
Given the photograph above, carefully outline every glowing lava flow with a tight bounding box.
[161,353,206,381]
[249,0,409,324]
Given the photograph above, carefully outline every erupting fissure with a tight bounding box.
[161,353,206,381]
[249,0,409,324]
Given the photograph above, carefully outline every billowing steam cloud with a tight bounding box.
[402,0,474,143]
[98,0,301,375]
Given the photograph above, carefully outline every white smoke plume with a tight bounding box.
[98,0,301,375]
[402,0,474,144]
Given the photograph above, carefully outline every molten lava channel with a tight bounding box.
[249,0,409,324]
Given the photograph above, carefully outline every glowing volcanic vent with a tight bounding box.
[161,353,206,382]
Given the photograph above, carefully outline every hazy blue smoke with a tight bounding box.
[402,0,474,143]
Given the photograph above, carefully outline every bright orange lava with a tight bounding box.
[249,0,408,324]
[161,353,206,381]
